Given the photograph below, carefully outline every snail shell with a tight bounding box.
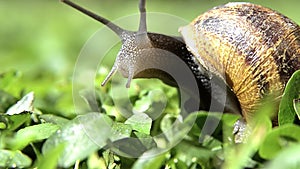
[180,2,300,121]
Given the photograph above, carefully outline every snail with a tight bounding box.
[61,0,300,123]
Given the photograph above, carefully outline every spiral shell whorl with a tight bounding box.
[180,2,300,121]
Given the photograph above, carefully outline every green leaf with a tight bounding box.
[7,123,59,150]
[133,93,152,113]
[265,144,300,169]
[133,131,156,149]
[4,113,31,131]
[132,152,166,169]
[39,114,69,128]
[160,114,177,133]
[110,122,132,142]
[174,141,217,169]
[259,124,300,159]
[42,113,113,168]
[169,158,189,169]
[133,89,168,119]
[37,143,65,169]
[278,70,300,125]
[130,79,180,116]
[0,150,31,168]
[125,113,152,134]
[184,112,223,141]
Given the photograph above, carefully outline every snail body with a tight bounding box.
[61,0,300,122]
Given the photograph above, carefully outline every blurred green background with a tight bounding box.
[0,0,299,101]
[1,0,299,73]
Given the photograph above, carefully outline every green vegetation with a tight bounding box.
[1,1,300,168]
